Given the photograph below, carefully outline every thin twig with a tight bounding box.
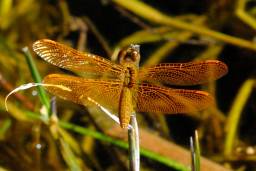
[128,114,140,171]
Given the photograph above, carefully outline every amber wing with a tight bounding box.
[42,74,213,115]
[43,74,123,113]
[138,60,228,85]
[33,39,124,78]
[135,83,214,113]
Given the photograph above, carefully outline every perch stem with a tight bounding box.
[128,113,140,171]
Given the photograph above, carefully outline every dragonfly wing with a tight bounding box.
[135,83,213,114]
[33,39,124,78]
[138,60,228,85]
[43,74,123,113]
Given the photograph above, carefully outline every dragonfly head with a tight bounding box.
[118,44,140,67]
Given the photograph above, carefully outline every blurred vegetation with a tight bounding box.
[0,0,256,171]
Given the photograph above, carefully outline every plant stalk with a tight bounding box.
[128,113,140,171]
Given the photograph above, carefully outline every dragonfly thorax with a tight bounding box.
[123,66,137,88]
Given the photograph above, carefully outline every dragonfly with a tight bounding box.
[33,39,228,129]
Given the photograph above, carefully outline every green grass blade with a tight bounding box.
[224,79,255,156]
[22,47,50,112]
[194,131,201,171]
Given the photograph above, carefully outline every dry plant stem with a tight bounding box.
[59,1,87,52]
[0,96,30,121]
[83,17,112,57]
[236,0,256,30]
[128,114,140,171]
[113,0,256,51]
[69,17,88,52]
[50,97,57,116]
[59,138,82,171]
[143,16,206,66]
[194,44,223,61]
[114,4,151,29]
[117,27,174,47]
[0,73,34,110]
[224,79,255,157]
[190,136,195,171]
[59,0,71,36]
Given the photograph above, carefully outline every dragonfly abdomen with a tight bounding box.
[119,87,134,128]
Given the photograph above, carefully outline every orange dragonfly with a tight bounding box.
[33,39,228,128]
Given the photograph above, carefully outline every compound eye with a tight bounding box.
[124,50,138,62]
